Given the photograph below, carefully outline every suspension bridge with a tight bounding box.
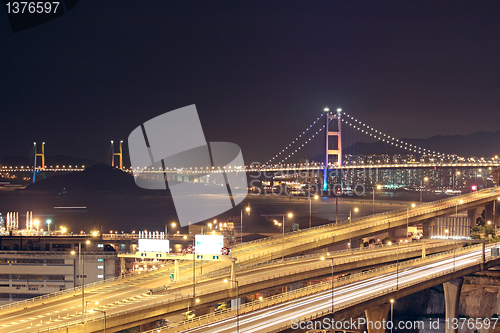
[2,109,498,188]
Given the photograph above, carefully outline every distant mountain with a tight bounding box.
[344,131,500,157]
[0,155,101,167]
[25,164,143,193]
[0,155,32,166]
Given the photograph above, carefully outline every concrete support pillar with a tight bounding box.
[174,260,180,282]
[485,203,494,223]
[482,242,486,263]
[388,229,396,238]
[468,207,483,228]
[495,200,500,229]
[120,257,125,277]
[364,303,390,333]
[351,239,363,249]
[394,227,408,238]
[422,219,435,238]
[443,278,463,333]
[140,321,156,332]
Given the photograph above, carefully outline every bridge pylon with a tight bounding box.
[111,140,123,169]
[323,107,342,192]
[32,142,45,183]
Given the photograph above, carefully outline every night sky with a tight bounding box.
[1,1,500,165]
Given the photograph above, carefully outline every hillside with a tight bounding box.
[25,164,143,193]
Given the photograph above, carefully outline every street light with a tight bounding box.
[396,242,399,290]
[456,199,464,216]
[309,195,319,228]
[241,206,250,244]
[76,240,91,323]
[321,256,335,317]
[390,299,394,333]
[454,171,461,190]
[493,197,500,240]
[373,185,382,215]
[349,208,358,252]
[33,220,39,233]
[224,279,239,333]
[420,177,428,202]
[85,300,98,324]
[406,203,415,240]
[92,309,106,333]
[46,219,51,235]
[282,213,293,261]
[445,229,456,272]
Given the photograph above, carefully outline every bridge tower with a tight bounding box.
[111,140,123,169]
[322,107,342,191]
[32,142,45,183]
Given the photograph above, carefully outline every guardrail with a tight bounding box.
[233,188,497,251]
[151,242,433,294]
[231,189,498,263]
[0,263,173,312]
[0,251,116,257]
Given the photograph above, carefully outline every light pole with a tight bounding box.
[387,241,399,289]
[282,213,293,261]
[46,219,51,235]
[454,171,461,190]
[390,299,394,333]
[321,256,335,317]
[373,185,382,215]
[349,208,358,253]
[241,206,250,244]
[396,242,399,289]
[406,203,415,240]
[445,229,455,272]
[33,219,39,234]
[420,177,428,202]
[494,197,500,239]
[309,195,318,228]
[92,309,106,333]
[75,240,91,323]
[85,300,98,324]
[224,279,239,333]
[192,237,196,299]
[335,186,342,225]
[456,199,463,216]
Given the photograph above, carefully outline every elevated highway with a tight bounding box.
[1,241,455,333]
[2,188,500,332]
[157,243,500,333]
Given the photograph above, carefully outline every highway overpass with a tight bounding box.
[154,243,500,333]
[2,188,500,332]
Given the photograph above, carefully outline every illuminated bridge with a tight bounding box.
[3,110,499,183]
